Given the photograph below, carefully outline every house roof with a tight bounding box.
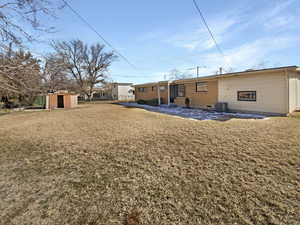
[134,81,168,87]
[134,66,299,87]
[113,82,133,86]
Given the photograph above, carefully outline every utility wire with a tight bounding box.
[192,0,225,58]
[61,0,137,70]
[110,67,206,79]
[109,74,152,78]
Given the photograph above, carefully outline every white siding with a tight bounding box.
[218,71,288,114]
[117,85,135,101]
[298,77,300,110]
[111,84,118,100]
[289,72,300,112]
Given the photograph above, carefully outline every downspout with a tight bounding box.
[167,81,170,106]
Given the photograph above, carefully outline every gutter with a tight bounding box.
[157,83,161,105]
[134,66,298,87]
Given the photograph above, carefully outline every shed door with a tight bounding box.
[57,95,64,108]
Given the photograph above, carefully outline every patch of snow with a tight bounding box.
[119,103,267,121]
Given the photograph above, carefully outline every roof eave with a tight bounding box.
[134,66,299,86]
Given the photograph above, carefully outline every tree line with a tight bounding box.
[0,1,116,107]
[0,40,116,106]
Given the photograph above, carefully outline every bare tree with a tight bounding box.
[52,40,116,100]
[168,69,193,80]
[41,53,77,92]
[250,61,270,70]
[0,49,42,105]
[222,67,235,74]
[0,0,64,46]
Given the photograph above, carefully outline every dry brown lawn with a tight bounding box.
[0,103,299,225]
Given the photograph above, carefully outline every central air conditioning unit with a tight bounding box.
[215,102,228,112]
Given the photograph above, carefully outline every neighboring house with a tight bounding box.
[111,83,135,101]
[80,83,135,101]
[135,66,300,115]
[90,87,113,100]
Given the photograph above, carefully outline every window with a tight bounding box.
[238,91,256,101]
[152,86,155,91]
[138,87,146,92]
[196,82,208,92]
[159,86,166,91]
[177,84,185,97]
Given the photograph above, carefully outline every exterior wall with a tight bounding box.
[48,93,78,109]
[135,85,157,101]
[158,85,168,104]
[135,80,217,107]
[173,79,218,108]
[288,72,300,112]
[135,83,168,104]
[218,71,288,114]
[70,95,78,108]
[91,90,113,100]
[63,95,71,108]
[49,94,58,109]
[92,83,134,101]
[111,84,118,100]
[117,85,135,101]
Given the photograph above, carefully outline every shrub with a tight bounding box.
[4,101,19,109]
[137,99,146,105]
[137,98,162,106]
[146,98,159,106]
[185,98,190,108]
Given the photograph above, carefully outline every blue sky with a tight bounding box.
[30,0,300,84]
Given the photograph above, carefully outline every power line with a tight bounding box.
[109,73,163,78]
[192,0,226,58]
[61,0,137,70]
[110,65,209,79]
[110,74,152,78]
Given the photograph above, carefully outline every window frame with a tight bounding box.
[237,91,257,102]
[196,82,208,92]
[177,84,185,97]
[138,87,146,92]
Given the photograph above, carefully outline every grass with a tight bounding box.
[0,109,10,117]
[290,111,300,118]
[0,103,299,225]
